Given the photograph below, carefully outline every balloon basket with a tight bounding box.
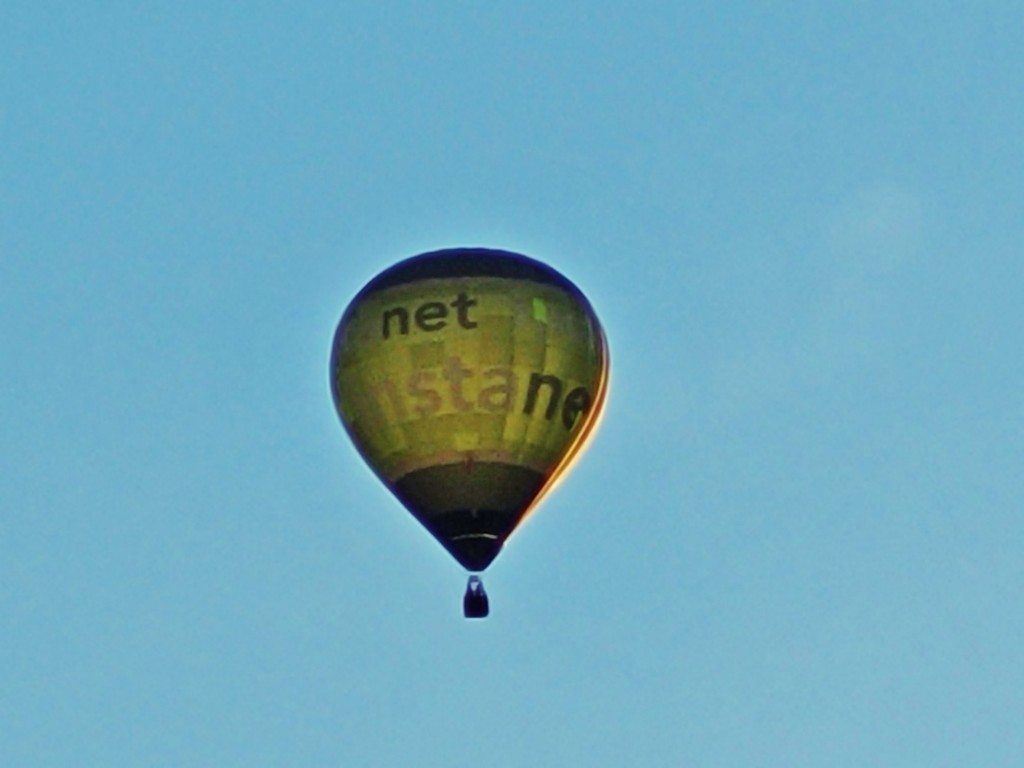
[463,575,489,619]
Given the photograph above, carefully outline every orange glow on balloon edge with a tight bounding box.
[509,325,610,536]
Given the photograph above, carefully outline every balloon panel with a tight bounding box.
[331,250,608,570]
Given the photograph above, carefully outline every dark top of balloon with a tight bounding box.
[350,248,593,304]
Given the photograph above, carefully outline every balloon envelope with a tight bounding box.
[330,248,609,571]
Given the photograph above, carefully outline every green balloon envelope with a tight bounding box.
[330,248,609,571]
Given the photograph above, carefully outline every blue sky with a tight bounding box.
[3,2,1022,765]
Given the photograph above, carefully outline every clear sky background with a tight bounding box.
[3,2,1022,765]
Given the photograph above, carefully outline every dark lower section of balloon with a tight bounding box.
[392,462,546,571]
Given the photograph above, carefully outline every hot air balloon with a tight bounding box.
[329,248,609,618]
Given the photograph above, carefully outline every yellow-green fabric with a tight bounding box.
[330,250,609,571]
[333,275,606,484]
